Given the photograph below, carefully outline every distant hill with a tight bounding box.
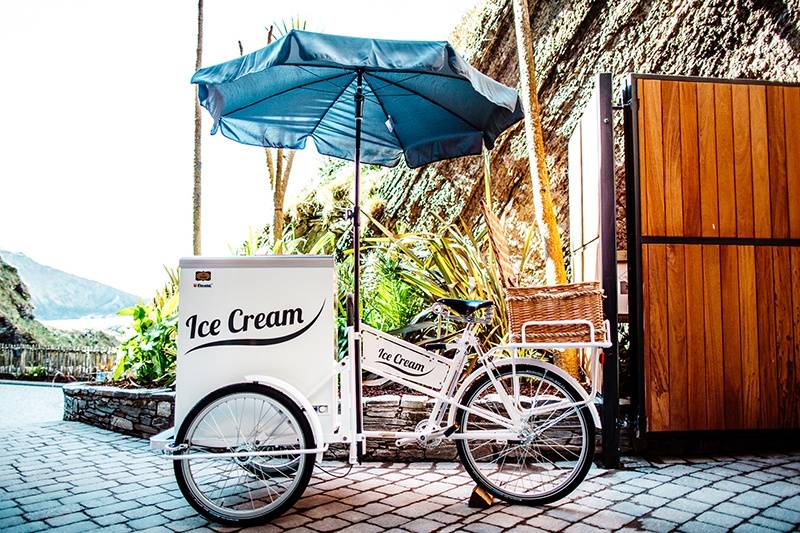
[0,256,117,347]
[0,251,140,320]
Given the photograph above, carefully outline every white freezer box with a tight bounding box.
[175,255,337,438]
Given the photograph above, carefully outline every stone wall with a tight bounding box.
[63,383,174,438]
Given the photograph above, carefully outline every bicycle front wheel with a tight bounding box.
[455,363,595,505]
[174,383,315,526]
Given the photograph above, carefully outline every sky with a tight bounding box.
[0,0,476,298]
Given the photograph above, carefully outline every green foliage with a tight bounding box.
[23,366,46,378]
[113,269,179,386]
[365,215,509,347]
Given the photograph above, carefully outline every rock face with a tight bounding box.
[0,258,37,345]
[377,0,800,252]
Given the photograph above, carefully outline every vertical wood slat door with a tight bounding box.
[636,76,800,432]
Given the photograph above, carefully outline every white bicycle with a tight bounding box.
[157,294,610,526]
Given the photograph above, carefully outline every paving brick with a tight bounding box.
[748,515,795,532]
[730,490,781,509]
[337,524,383,533]
[677,520,728,533]
[0,506,23,519]
[48,520,101,533]
[45,511,89,527]
[526,514,571,531]
[686,486,735,505]
[166,515,211,532]
[732,522,781,533]
[762,505,800,524]
[650,483,694,499]
[303,501,352,519]
[544,503,594,523]
[758,480,800,497]
[0,516,26,529]
[630,493,670,508]
[5,522,51,533]
[393,500,443,518]
[463,522,503,533]
[638,517,678,532]
[697,510,744,528]
[715,501,759,519]
[611,500,651,517]
[126,514,170,530]
[306,516,351,531]
[368,513,410,528]
[583,509,635,530]
[594,488,630,501]
[652,505,695,523]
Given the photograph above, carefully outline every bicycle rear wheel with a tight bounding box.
[174,383,315,526]
[455,363,594,505]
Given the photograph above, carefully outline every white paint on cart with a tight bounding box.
[174,256,338,438]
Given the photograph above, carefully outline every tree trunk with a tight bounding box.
[192,0,203,256]
[511,0,578,378]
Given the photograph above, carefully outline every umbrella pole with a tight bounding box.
[352,70,365,460]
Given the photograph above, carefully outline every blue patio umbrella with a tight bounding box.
[192,29,523,454]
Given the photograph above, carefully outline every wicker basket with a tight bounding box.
[506,281,605,343]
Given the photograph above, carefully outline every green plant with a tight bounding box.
[23,366,46,378]
[114,271,179,386]
[364,215,509,347]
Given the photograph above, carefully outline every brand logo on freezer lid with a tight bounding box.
[183,300,326,354]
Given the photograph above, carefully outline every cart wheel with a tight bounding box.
[174,383,315,526]
[455,363,595,505]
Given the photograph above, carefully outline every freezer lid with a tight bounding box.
[179,255,334,269]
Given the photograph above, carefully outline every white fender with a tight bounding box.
[244,374,325,462]
[446,358,601,429]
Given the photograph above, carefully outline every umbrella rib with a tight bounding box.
[367,72,482,132]
[362,76,406,153]
[222,71,352,118]
[308,73,357,140]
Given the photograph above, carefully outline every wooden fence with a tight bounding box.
[0,344,117,380]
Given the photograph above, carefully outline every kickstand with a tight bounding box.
[468,485,494,509]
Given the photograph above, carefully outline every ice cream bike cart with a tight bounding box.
[150,31,611,526]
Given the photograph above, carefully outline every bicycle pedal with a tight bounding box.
[443,423,459,437]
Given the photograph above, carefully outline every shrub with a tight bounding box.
[113,270,178,387]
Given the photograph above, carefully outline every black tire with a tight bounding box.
[455,363,595,505]
[173,383,315,526]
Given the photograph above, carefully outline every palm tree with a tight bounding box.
[264,20,305,243]
[192,0,204,255]
[511,0,578,377]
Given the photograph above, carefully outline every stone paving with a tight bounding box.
[1,421,799,533]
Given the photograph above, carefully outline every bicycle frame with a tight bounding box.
[335,315,611,465]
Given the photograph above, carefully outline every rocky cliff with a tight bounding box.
[377,0,800,252]
[0,257,116,347]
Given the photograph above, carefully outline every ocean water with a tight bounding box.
[42,315,131,335]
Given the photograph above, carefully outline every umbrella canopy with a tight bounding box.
[192,30,523,168]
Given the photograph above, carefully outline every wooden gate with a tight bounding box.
[626,75,800,432]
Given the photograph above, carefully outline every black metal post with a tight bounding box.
[597,73,620,468]
[622,75,646,441]
[352,70,365,460]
